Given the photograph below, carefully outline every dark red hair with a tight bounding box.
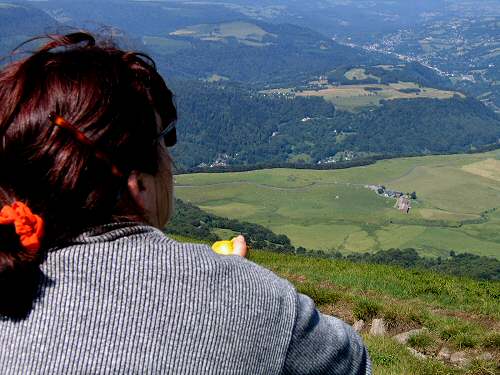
[0,32,177,317]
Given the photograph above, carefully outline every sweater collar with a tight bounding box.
[53,222,163,248]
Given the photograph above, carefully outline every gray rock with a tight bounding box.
[437,346,452,361]
[370,319,386,336]
[477,352,493,361]
[392,328,426,345]
[449,351,469,366]
[407,347,427,359]
[352,320,365,333]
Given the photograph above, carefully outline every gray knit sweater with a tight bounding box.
[0,223,371,374]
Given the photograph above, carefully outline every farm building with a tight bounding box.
[395,196,412,213]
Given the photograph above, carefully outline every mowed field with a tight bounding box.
[296,81,464,111]
[175,151,500,259]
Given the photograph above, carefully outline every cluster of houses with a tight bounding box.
[366,185,415,214]
[197,153,234,168]
[317,149,354,165]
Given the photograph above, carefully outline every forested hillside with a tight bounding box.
[0,3,57,36]
[149,21,394,85]
[171,80,500,169]
[0,2,58,54]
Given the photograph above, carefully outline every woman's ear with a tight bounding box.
[127,171,146,210]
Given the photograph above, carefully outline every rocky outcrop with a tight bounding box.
[449,351,469,366]
[352,320,365,332]
[437,346,452,361]
[407,347,427,359]
[369,319,386,336]
[476,352,493,361]
[392,328,427,345]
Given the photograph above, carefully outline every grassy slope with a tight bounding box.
[175,151,500,258]
[249,250,499,375]
[170,234,500,374]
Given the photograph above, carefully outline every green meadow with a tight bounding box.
[175,151,500,259]
[251,250,500,374]
[296,81,464,111]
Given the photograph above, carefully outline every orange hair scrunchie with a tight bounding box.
[0,201,44,254]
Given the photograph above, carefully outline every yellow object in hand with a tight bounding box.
[212,239,235,255]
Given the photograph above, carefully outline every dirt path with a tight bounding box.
[385,165,418,185]
[176,180,367,192]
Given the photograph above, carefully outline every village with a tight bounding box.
[366,185,416,213]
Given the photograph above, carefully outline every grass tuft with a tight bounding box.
[295,283,342,306]
[382,303,427,330]
[464,359,499,375]
[353,298,381,321]
[364,336,459,375]
[482,332,500,349]
[454,332,480,349]
[407,331,438,353]
[437,319,484,349]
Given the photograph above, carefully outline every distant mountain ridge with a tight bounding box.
[149,20,396,85]
[0,3,58,37]
[2,1,499,170]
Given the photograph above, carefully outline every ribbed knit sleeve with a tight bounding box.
[281,293,371,375]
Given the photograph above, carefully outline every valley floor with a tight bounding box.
[175,151,500,259]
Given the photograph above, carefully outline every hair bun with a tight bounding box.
[0,201,44,259]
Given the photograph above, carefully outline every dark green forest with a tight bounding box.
[326,63,452,89]
[171,80,500,169]
[167,199,294,252]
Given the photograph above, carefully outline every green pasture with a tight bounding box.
[142,36,191,54]
[296,82,464,111]
[175,151,500,258]
[169,21,274,46]
[344,68,380,82]
[323,95,382,111]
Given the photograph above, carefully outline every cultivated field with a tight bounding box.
[296,82,464,111]
[344,68,380,82]
[175,151,500,258]
[169,21,275,47]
